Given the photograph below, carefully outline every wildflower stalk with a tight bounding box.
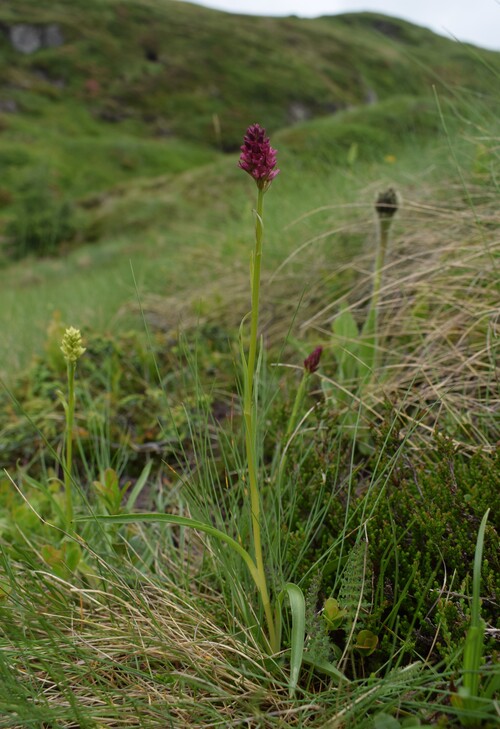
[239,123,279,651]
[64,358,76,530]
[60,327,85,534]
[246,186,264,394]
[285,347,322,443]
[371,216,391,318]
[362,189,398,374]
[285,371,309,443]
[279,349,322,505]
[243,185,277,652]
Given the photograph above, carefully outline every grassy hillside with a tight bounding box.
[0,0,498,211]
[0,88,497,377]
[2,0,498,147]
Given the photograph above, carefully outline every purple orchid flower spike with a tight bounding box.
[238,123,280,190]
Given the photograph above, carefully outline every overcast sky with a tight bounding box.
[188,0,500,50]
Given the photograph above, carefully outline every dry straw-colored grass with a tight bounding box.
[309,182,499,452]
[4,552,329,728]
[6,548,446,728]
[2,550,451,728]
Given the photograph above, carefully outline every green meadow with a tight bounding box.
[0,1,498,726]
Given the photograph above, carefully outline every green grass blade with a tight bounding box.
[462,626,485,701]
[482,669,500,701]
[470,508,490,629]
[464,507,490,697]
[332,307,360,382]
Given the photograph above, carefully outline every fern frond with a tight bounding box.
[338,539,373,642]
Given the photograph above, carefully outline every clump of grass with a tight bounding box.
[0,548,294,728]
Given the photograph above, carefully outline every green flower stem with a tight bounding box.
[64,359,76,532]
[371,217,391,312]
[243,186,277,652]
[367,216,391,371]
[285,371,309,443]
[247,187,264,391]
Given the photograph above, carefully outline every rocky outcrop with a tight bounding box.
[9,24,64,54]
[0,99,17,113]
[288,102,311,123]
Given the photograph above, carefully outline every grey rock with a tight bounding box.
[10,24,42,54]
[323,101,343,114]
[43,24,64,48]
[288,102,310,123]
[9,23,64,54]
[0,99,18,113]
[33,70,65,89]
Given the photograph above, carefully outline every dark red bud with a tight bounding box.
[304,346,323,374]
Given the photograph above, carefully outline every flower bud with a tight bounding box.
[375,188,398,218]
[303,346,323,374]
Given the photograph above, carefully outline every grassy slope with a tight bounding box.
[0,122,498,726]
[0,0,498,202]
[0,90,497,378]
[0,0,497,377]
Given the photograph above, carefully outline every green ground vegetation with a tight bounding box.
[0,1,499,726]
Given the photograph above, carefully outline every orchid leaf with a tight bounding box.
[275,583,306,697]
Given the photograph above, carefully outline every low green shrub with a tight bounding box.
[367,434,499,661]
[0,322,235,483]
[280,406,499,667]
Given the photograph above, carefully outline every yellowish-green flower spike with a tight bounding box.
[60,327,86,363]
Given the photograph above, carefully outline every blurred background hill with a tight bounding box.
[0,0,498,374]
